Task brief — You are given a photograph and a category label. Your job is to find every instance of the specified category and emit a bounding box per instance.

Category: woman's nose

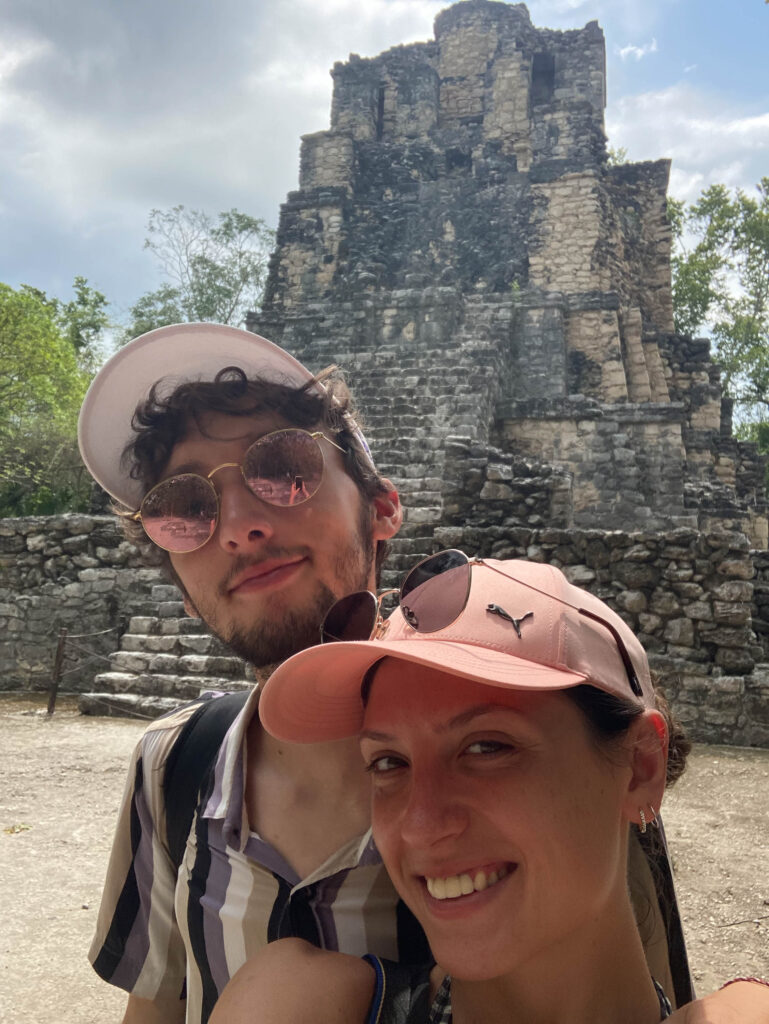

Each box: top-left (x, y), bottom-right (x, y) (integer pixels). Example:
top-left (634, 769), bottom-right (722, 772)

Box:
top-left (398, 772), bottom-right (468, 849)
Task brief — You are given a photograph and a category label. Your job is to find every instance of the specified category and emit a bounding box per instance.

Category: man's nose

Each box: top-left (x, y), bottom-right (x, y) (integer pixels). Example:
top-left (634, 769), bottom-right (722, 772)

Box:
top-left (214, 471), bottom-right (276, 551)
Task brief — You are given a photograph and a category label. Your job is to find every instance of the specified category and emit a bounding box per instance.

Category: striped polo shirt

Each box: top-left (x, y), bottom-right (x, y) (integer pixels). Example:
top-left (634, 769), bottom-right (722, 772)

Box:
top-left (89, 687), bottom-right (427, 1024)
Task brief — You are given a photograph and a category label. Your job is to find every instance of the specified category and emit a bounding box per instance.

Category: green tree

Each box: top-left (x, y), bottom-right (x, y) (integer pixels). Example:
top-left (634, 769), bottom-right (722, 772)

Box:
top-left (670, 179), bottom-right (769, 435)
top-left (123, 206), bottom-right (275, 340)
top-left (606, 145), bottom-right (628, 166)
top-left (0, 283), bottom-right (92, 515)
top-left (20, 275), bottom-right (110, 371)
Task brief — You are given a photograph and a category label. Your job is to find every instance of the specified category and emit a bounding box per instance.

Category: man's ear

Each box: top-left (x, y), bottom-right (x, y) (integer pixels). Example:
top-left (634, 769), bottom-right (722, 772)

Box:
top-left (622, 710), bottom-right (668, 830)
top-left (371, 481), bottom-right (402, 541)
top-left (182, 593), bottom-right (201, 619)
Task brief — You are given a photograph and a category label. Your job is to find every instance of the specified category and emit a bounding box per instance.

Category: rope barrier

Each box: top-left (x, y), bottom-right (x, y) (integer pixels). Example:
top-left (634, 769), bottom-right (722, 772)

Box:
top-left (61, 639), bottom-right (115, 664)
top-left (64, 625), bottom-right (122, 640)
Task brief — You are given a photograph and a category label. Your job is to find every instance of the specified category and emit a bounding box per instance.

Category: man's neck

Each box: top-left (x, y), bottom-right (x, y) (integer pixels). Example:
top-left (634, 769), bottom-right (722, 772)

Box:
top-left (244, 701), bottom-right (371, 880)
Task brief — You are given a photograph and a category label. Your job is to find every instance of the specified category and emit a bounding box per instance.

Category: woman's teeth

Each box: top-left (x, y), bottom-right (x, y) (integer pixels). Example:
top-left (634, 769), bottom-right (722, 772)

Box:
top-left (426, 865), bottom-right (509, 900)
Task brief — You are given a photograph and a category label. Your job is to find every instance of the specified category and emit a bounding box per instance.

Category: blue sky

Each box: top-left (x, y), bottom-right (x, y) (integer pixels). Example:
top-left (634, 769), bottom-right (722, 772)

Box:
top-left (0, 0), bottom-right (766, 327)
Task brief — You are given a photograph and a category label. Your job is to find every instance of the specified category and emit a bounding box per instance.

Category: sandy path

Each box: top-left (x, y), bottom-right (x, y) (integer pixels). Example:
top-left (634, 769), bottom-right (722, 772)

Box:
top-left (1, 695), bottom-right (767, 1022)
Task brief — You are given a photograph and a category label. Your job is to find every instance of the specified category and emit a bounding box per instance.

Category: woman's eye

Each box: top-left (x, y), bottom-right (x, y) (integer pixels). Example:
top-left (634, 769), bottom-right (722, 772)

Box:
top-left (465, 739), bottom-right (512, 756)
top-left (365, 754), bottom-right (406, 774)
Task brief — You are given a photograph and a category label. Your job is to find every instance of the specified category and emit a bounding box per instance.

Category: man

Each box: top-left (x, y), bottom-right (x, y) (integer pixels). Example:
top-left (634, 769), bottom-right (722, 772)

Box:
top-left (80, 323), bottom-right (768, 1024)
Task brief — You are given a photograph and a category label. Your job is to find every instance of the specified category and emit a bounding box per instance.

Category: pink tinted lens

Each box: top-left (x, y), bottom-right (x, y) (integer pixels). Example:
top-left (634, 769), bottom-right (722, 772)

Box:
top-left (399, 550), bottom-right (471, 633)
top-left (243, 430), bottom-right (324, 507)
top-left (321, 591), bottom-right (379, 643)
top-left (141, 475), bottom-right (218, 553)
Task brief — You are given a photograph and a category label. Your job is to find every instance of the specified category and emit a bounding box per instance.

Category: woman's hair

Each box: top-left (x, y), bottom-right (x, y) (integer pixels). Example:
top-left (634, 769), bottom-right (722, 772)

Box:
top-left (117, 365), bottom-right (391, 581)
top-left (565, 681), bottom-right (690, 789)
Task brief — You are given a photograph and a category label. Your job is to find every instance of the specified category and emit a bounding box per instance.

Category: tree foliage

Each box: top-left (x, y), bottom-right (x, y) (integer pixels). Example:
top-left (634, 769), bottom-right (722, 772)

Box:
top-left (19, 276), bottom-right (110, 371)
top-left (670, 179), bottom-right (769, 435)
top-left (0, 283), bottom-right (94, 515)
top-left (123, 206), bottom-right (275, 340)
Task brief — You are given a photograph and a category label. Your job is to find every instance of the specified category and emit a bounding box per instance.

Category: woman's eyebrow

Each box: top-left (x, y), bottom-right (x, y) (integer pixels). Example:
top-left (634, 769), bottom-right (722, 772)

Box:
top-left (360, 703), bottom-right (522, 743)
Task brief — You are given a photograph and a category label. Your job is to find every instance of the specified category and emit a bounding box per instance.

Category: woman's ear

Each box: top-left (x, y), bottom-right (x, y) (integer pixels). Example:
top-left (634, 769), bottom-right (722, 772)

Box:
top-left (621, 710), bottom-right (668, 830)
top-left (371, 481), bottom-right (403, 540)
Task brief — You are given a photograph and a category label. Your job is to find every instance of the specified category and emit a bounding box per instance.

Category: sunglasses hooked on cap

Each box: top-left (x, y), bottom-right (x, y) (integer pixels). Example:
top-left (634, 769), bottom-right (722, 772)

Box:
top-left (259, 553), bottom-right (655, 744)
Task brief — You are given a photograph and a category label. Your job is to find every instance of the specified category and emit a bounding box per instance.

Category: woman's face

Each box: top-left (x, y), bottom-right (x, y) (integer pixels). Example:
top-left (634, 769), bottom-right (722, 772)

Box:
top-left (360, 661), bottom-right (635, 981)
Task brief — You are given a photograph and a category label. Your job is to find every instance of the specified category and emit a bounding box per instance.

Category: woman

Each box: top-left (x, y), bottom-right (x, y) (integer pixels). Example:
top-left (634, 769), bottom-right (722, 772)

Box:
top-left (213, 554), bottom-right (768, 1024)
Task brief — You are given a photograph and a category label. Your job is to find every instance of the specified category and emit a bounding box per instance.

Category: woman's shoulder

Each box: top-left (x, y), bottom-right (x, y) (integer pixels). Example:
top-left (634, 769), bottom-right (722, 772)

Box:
top-left (210, 939), bottom-right (376, 1024)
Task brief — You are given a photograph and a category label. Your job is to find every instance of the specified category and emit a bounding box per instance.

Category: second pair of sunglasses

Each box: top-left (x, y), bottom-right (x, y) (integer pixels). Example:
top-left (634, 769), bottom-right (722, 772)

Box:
top-left (321, 549), bottom-right (643, 698)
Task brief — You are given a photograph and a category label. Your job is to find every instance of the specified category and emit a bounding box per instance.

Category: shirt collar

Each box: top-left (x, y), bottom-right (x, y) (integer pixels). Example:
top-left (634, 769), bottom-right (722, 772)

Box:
top-left (200, 684), bottom-right (261, 850)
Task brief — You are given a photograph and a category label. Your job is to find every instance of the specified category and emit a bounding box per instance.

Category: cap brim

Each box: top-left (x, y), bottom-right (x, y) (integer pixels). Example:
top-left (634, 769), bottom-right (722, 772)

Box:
top-left (78, 323), bottom-right (316, 508)
top-left (259, 637), bottom-right (588, 744)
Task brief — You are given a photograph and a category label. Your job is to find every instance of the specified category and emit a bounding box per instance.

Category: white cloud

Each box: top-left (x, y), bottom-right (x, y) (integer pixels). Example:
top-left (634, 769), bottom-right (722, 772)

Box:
top-left (617, 38), bottom-right (658, 61)
top-left (607, 83), bottom-right (769, 201)
top-left (528, 0), bottom-right (664, 34)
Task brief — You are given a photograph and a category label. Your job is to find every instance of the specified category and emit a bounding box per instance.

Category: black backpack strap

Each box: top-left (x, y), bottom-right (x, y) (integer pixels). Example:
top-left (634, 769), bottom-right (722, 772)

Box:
top-left (638, 822), bottom-right (695, 1007)
top-left (162, 690), bottom-right (250, 870)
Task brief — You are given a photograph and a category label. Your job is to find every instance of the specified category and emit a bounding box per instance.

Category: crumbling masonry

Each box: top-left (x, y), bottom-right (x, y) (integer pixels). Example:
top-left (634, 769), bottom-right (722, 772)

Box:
top-left (248, 1), bottom-right (769, 743)
top-left (2, 1), bottom-right (767, 743)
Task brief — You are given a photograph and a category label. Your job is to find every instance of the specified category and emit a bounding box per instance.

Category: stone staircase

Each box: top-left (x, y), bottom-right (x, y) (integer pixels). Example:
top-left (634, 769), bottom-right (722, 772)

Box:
top-left (78, 584), bottom-right (253, 719)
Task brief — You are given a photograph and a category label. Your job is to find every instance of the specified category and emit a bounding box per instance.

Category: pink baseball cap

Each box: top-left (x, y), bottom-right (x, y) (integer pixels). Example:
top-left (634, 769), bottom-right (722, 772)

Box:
top-left (259, 557), bottom-right (655, 743)
top-left (78, 322), bottom-right (374, 508)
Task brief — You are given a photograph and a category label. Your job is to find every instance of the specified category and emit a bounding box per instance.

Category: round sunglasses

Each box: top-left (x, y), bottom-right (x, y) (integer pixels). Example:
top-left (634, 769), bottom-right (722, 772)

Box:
top-left (125, 428), bottom-right (344, 553)
top-left (321, 549), bottom-right (643, 698)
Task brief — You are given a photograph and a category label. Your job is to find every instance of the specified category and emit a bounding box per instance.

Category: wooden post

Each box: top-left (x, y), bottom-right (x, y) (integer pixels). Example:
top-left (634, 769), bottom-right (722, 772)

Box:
top-left (47, 628), bottom-right (67, 716)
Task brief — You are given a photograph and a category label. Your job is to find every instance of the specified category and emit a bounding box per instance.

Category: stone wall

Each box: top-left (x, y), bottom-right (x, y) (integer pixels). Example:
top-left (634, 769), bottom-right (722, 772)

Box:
top-left (246, 0), bottom-right (768, 747)
top-left (251, 1), bottom-right (767, 546)
top-left (2, 501), bottom-right (765, 745)
top-left (0, 515), bottom-right (162, 692)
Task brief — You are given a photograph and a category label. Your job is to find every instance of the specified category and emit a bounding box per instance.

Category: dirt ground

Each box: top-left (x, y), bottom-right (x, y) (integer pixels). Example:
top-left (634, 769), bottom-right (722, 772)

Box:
top-left (1, 695), bottom-right (768, 1024)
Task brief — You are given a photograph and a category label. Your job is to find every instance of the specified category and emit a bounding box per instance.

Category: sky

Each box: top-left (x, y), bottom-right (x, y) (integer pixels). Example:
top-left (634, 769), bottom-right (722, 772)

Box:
top-left (1, 0), bottom-right (767, 324)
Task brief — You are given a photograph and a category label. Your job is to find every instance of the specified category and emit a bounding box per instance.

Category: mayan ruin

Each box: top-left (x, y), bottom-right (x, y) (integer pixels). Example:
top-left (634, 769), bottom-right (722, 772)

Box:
top-left (2, 0), bottom-right (768, 747)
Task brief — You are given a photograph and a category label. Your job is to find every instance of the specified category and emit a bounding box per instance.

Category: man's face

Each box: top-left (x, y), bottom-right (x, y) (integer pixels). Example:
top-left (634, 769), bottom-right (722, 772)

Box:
top-left (163, 410), bottom-right (399, 667)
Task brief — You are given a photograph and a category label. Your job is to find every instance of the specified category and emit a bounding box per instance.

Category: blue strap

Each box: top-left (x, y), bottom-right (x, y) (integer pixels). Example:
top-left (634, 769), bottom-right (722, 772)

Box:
top-left (363, 955), bottom-right (386, 1024)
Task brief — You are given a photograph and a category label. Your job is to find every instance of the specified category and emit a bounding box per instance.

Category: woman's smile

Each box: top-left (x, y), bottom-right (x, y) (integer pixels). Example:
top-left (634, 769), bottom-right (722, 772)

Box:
top-left (424, 862), bottom-right (514, 901)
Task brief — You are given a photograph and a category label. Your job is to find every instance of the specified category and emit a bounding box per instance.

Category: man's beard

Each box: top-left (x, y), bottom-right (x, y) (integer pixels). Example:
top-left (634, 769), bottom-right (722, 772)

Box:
top-left (218, 577), bottom-right (339, 667)
top-left (192, 503), bottom-right (375, 668)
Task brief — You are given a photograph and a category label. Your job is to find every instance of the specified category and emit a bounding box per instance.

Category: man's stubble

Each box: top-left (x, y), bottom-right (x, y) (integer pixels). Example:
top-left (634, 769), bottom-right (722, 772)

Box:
top-left (177, 499), bottom-right (375, 668)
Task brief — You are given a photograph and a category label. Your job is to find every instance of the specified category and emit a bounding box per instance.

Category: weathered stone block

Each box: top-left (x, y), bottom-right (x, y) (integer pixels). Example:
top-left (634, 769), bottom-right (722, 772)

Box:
top-left (562, 565), bottom-right (595, 585)
top-left (713, 580), bottom-right (753, 602)
top-left (715, 647), bottom-right (754, 673)
top-left (664, 617), bottom-right (694, 646)
top-left (716, 558), bottom-right (754, 580)
top-left (683, 601), bottom-right (712, 622)
top-left (616, 589), bottom-right (647, 613)
top-left (638, 612), bottom-right (662, 634)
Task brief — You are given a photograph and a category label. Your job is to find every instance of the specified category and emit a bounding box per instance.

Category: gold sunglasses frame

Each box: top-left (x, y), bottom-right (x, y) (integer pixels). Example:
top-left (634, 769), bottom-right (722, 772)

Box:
top-left (121, 429), bottom-right (344, 554)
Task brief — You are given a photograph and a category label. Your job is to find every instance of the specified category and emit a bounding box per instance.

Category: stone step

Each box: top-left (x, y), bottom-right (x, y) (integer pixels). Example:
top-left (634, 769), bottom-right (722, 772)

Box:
top-left (120, 632), bottom-right (227, 656)
top-left (79, 692), bottom-right (186, 719)
top-left (127, 615), bottom-right (207, 636)
top-left (109, 650), bottom-right (248, 677)
top-left (92, 670), bottom-right (253, 700)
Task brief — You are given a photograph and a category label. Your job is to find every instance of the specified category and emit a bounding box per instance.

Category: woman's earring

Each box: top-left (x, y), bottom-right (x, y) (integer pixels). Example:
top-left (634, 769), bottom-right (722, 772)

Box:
top-left (639, 808), bottom-right (647, 834)
top-left (649, 806), bottom-right (660, 829)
